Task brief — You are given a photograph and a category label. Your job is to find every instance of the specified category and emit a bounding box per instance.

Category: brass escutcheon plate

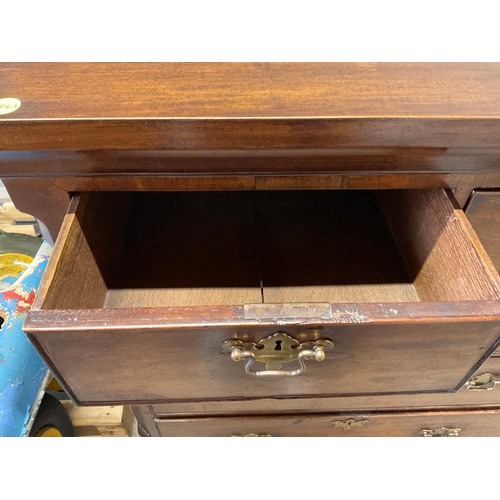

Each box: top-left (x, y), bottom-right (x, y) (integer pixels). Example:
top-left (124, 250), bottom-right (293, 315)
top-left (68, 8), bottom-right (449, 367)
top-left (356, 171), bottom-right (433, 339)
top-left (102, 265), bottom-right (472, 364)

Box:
top-left (222, 332), bottom-right (334, 376)
top-left (331, 418), bottom-right (368, 430)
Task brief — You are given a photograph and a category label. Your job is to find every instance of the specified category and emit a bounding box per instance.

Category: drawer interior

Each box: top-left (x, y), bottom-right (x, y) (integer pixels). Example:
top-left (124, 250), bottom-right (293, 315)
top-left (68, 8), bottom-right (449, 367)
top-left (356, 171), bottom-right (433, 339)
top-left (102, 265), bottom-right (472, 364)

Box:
top-left (40, 189), bottom-right (500, 311)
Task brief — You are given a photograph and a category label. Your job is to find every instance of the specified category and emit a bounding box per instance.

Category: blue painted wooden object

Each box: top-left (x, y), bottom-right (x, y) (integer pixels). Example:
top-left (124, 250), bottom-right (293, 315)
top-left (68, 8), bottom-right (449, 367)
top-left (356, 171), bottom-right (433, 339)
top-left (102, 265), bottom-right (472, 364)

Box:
top-left (0, 242), bottom-right (51, 437)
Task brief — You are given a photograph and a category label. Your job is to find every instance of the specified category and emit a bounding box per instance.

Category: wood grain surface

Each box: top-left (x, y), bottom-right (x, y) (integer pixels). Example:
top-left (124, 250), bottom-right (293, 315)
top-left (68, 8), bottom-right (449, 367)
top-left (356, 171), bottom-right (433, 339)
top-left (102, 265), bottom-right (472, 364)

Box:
top-left (2, 63), bottom-right (500, 119)
top-left (379, 189), bottom-right (500, 302)
top-left (2, 64), bottom-right (500, 243)
top-left (2, 149), bottom-right (500, 177)
top-left (153, 409), bottom-right (500, 437)
top-left (150, 353), bottom-right (500, 416)
top-left (25, 321), bottom-right (500, 405)
top-left (466, 190), bottom-right (500, 271)
top-left (6, 63), bottom-right (500, 435)
top-left (3, 172), bottom-right (500, 243)
top-left (36, 193), bottom-right (132, 310)
top-left (1, 63), bottom-right (500, 154)
top-left (1, 178), bottom-right (70, 240)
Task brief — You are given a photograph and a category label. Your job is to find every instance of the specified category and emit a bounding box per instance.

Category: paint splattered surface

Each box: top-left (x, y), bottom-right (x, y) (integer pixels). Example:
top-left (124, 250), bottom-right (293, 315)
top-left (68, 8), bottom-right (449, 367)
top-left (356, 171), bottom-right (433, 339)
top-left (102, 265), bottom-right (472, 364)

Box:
top-left (0, 242), bottom-right (51, 436)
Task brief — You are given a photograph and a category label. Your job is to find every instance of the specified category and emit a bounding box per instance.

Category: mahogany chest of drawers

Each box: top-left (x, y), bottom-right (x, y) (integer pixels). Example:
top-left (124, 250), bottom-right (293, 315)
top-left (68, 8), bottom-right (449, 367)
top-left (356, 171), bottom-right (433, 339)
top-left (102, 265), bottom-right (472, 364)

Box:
top-left (2, 63), bottom-right (500, 436)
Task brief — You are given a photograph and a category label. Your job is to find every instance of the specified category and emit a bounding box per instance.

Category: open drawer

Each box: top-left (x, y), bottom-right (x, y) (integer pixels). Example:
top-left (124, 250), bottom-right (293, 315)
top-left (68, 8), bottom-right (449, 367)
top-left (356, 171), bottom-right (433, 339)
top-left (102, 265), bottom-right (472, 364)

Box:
top-left (24, 189), bottom-right (500, 405)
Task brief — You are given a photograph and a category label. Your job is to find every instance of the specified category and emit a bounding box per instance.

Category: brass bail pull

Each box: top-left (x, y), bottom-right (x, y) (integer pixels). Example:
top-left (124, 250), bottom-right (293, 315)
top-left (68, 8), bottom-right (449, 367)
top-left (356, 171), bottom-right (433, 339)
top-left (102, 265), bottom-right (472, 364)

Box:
top-left (222, 332), bottom-right (333, 377)
top-left (420, 427), bottom-right (461, 437)
top-left (465, 372), bottom-right (500, 391)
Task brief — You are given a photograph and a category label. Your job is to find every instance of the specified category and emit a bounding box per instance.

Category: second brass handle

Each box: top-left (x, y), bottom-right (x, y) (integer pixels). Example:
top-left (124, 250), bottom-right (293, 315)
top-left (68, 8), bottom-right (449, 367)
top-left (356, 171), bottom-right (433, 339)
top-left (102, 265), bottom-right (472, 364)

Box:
top-left (465, 372), bottom-right (500, 391)
top-left (420, 427), bottom-right (461, 437)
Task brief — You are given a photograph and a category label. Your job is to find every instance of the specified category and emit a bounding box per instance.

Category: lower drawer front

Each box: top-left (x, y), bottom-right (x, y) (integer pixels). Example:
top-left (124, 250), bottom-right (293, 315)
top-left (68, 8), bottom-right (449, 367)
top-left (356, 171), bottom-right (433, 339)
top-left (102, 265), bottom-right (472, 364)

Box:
top-left (149, 354), bottom-right (500, 417)
top-left (154, 410), bottom-right (500, 437)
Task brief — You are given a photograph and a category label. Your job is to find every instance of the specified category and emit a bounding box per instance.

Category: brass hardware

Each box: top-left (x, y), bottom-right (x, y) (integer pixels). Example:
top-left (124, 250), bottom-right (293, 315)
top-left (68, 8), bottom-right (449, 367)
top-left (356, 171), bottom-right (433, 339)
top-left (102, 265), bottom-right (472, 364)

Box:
top-left (244, 303), bottom-right (333, 320)
top-left (222, 332), bottom-right (334, 377)
top-left (465, 372), bottom-right (500, 391)
top-left (231, 433), bottom-right (272, 437)
top-left (331, 418), bottom-right (368, 430)
top-left (420, 427), bottom-right (461, 437)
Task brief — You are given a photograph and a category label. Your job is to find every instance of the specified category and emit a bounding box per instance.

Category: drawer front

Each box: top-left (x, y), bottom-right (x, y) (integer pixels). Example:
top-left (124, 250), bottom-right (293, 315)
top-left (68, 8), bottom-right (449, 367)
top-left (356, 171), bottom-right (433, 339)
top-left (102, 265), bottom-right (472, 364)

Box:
top-left (25, 189), bottom-right (500, 405)
top-left (28, 320), bottom-right (500, 405)
top-left (151, 353), bottom-right (500, 416)
top-left (154, 409), bottom-right (500, 437)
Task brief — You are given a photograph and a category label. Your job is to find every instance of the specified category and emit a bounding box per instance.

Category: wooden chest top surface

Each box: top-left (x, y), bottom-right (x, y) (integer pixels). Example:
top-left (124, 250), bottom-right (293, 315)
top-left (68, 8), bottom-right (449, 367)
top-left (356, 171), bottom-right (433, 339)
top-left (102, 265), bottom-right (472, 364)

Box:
top-left (1, 63), bottom-right (500, 155)
top-left (1, 63), bottom-right (500, 120)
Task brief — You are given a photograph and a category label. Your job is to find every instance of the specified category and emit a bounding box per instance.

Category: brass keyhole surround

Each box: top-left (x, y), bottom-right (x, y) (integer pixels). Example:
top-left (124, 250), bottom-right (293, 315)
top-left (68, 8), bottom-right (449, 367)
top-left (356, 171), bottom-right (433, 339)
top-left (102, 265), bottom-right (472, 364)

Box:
top-left (222, 332), bottom-right (334, 377)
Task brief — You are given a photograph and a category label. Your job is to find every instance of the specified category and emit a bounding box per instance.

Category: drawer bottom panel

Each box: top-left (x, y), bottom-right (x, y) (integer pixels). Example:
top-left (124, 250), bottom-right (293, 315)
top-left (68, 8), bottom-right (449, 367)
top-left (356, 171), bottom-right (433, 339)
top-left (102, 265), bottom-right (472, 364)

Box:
top-left (153, 409), bottom-right (500, 437)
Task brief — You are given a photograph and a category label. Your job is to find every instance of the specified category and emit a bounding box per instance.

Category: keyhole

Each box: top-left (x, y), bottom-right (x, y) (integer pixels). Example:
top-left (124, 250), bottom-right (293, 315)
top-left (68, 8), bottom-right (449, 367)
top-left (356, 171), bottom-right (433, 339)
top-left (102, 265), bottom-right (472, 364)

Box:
top-left (274, 340), bottom-right (283, 351)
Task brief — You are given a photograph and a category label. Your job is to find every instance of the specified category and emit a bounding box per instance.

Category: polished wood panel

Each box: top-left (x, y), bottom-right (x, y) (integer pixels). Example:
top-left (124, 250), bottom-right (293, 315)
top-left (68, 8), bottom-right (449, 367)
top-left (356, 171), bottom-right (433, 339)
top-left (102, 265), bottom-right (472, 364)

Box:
top-left (3, 149), bottom-right (500, 177)
top-left (52, 173), bottom-right (256, 191)
top-left (151, 353), bottom-right (500, 416)
top-left (1, 64), bottom-right (500, 160)
top-left (25, 320), bottom-right (500, 405)
top-left (3, 64), bottom-right (500, 242)
top-left (2, 63), bottom-right (500, 120)
top-left (47, 172), bottom-right (500, 198)
top-left (3, 173), bottom-right (499, 243)
top-left (154, 409), bottom-right (500, 437)
top-left (1, 178), bottom-right (70, 240)
top-left (2, 120), bottom-right (500, 151)
top-left (27, 300), bottom-right (500, 330)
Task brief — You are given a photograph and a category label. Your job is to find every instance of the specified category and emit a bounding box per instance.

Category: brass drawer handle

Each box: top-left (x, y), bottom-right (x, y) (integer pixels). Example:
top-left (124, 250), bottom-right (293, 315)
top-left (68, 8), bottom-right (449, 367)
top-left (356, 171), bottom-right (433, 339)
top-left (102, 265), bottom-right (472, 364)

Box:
top-left (465, 372), bottom-right (500, 391)
top-left (222, 332), bottom-right (333, 377)
top-left (420, 427), bottom-right (461, 437)
top-left (231, 433), bottom-right (272, 437)
top-left (331, 418), bottom-right (368, 430)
